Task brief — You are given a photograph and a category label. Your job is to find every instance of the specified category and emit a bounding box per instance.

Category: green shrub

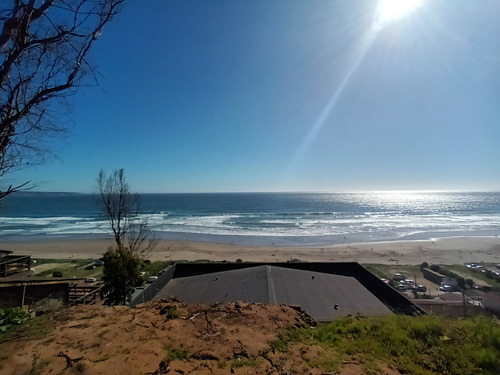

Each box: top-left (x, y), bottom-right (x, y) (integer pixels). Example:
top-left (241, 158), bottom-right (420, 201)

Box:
top-left (164, 345), bottom-right (189, 362)
top-left (159, 306), bottom-right (179, 320)
top-left (0, 307), bottom-right (30, 333)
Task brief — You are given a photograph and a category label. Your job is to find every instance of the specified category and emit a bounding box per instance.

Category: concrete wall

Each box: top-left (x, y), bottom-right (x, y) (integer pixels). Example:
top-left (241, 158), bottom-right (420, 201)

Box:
top-left (129, 265), bottom-right (176, 307)
top-left (422, 268), bottom-right (445, 285)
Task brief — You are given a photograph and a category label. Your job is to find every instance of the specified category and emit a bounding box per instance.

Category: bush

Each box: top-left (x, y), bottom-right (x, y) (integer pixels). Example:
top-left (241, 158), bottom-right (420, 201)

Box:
top-left (101, 246), bottom-right (142, 305)
top-left (420, 262), bottom-right (429, 271)
top-left (164, 345), bottom-right (189, 362)
top-left (0, 307), bottom-right (30, 332)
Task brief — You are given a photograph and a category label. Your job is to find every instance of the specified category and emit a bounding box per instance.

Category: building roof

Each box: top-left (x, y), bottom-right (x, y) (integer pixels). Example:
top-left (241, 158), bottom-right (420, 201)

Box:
top-left (131, 262), bottom-right (423, 321)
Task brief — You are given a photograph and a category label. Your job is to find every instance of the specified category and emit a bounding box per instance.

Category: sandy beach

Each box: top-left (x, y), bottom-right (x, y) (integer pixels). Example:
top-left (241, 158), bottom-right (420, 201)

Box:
top-left (1, 236), bottom-right (500, 265)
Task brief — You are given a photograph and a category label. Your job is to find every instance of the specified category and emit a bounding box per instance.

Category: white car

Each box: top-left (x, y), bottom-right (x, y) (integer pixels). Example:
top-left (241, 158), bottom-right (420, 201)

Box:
top-left (146, 276), bottom-right (158, 283)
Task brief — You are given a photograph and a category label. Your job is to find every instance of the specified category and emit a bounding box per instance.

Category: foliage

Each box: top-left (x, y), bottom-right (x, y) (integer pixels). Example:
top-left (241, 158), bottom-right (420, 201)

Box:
top-left (164, 345), bottom-right (189, 362)
top-left (270, 314), bottom-right (500, 375)
top-left (430, 264), bottom-right (468, 289)
top-left (456, 276), bottom-right (466, 289)
top-left (100, 246), bottom-right (142, 305)
top-left (420, 261), bottom-right (429, 271)
top-left (159, 306), bottom-right (179, 321)
top-left (0, 0), bottom-right (125, 200)
top-left (0, 313), bottom-right (50, 346)
top-left (0, 307), bottom-right (29, 333)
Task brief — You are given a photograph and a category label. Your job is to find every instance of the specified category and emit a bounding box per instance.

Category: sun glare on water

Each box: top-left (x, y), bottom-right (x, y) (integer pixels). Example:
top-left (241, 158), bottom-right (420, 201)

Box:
top-left (376, 0), bottom-right (424, 26)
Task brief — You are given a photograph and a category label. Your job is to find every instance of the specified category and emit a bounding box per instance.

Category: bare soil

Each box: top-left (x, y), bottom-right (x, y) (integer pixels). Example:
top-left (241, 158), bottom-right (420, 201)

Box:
top-left (0, 301), bottom-right (403, 375)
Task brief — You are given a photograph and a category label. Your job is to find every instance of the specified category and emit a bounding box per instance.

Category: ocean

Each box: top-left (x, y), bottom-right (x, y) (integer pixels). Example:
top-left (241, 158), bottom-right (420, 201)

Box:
top-left (0, 191), bottom-right (499, 246)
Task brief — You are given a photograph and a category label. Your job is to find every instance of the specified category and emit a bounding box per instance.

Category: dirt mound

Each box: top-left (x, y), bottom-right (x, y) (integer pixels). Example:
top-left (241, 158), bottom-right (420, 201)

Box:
top-left (0, 301), bottom-right (302, 374)
top-left (1, 301), bottom-right (399, 374)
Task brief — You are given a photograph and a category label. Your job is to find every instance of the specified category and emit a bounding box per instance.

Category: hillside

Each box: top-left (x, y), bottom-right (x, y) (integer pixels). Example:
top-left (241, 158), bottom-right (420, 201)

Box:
top-left (1, 301), bottom-right (499, 375)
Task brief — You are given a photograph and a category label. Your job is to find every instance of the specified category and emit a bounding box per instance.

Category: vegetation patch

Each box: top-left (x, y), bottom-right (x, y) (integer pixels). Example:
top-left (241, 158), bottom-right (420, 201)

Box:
top-left (0, 307), bottom-right (30, 333)
top-left (270, 314), bottom-right (500, 375)
top-left (164, 344), bottom-right (189, 363)
top-left (231, 355), bottom-right (260, 369)
top-left (1, 311), bottom-right (51, 348)
top-left (159, 306), bottom-right (179, 320)
top-left (34, 259), bottom-right (102, 279)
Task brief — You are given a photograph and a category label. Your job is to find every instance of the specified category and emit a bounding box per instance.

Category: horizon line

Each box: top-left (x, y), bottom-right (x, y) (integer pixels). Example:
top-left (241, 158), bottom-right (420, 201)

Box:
top-left (12, 189), bottom-right (500, 195)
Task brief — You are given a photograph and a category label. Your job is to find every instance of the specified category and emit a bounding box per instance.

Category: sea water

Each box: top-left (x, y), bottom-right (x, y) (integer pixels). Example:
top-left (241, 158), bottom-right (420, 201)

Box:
top-left (0, 191), bottom-right (499, 246)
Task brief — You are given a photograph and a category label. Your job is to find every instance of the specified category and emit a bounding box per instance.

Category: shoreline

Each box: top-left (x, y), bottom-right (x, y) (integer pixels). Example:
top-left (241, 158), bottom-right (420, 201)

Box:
top-left (1, 236), bottom-right (500, 265)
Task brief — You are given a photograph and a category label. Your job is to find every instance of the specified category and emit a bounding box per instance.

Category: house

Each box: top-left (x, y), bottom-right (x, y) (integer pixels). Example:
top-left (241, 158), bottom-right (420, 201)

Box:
top-left (130, 262), bottom-right (424, 321)
top-left (0, 250), bottom-right (31, 278)
top-left (0, 251), bottom-right (96, 309)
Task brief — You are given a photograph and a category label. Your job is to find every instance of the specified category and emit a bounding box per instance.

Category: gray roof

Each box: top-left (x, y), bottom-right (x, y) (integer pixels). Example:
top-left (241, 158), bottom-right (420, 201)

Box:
top-left (152, 264), bottom-right (392, 321)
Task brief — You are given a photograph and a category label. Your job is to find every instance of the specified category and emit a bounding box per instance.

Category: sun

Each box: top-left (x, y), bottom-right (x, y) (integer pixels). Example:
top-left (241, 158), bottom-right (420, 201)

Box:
top-left (377, 0), bottom-right (424, 24)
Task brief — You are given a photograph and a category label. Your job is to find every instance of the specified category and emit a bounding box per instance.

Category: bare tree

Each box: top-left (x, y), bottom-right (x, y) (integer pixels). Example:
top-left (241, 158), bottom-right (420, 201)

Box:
top-left (97, 168), bottom-right (158, 258)
top-left (0, 0), bottom-right (126, 200)
top-left (97, 168), bottom-right (158, 305)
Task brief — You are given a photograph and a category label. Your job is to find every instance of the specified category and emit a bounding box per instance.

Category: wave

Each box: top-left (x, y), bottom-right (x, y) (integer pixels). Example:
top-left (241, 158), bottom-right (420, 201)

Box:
top-left (1, 192), bottom-right (500, 243)
top-left (2, 212), bottom-right (500, 239)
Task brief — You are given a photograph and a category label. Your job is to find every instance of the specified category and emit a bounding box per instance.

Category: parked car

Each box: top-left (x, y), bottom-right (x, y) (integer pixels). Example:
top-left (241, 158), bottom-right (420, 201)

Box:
top-left (94, 260), bottom-right (104, 266)
top-left (52, 271), bottom-right (63, 277)
top-left (440, 284), bottom-right (454, 292)
top-left (393, 273), bottom-right (406, 281)
top-left (416, 285), bottom-right (427, 292)
top-left (85, 277), bottom-right (97, 283)
top-left (146, 276), bottom-right (158, 283)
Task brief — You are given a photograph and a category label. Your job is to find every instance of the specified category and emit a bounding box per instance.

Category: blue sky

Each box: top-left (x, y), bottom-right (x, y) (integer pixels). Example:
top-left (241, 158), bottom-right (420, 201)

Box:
top-left (8, 0), bottom-right (500, 193)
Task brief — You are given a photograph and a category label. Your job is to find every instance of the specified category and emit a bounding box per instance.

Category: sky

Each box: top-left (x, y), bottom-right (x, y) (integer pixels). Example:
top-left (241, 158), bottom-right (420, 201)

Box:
top-left (7, 0), bottom-right (500, 193)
